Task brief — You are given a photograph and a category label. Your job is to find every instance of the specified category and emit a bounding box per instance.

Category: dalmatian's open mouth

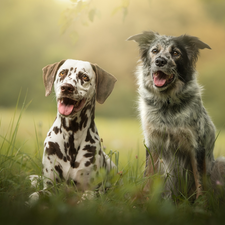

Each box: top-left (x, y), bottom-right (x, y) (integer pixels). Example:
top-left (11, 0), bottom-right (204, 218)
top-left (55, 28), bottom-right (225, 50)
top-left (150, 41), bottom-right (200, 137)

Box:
top-left (57, 97), bottom-right (86, 116)
top-left (153, 71), bottom-right (174, 88)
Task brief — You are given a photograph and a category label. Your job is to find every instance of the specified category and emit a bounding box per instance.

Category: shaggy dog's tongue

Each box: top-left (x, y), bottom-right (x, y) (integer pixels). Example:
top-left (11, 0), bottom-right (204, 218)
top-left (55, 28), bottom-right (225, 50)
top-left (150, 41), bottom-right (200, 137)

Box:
top-left (153, 71), bottom-right (167, 87)
top-left (58, 98), bottom-right (74, 116)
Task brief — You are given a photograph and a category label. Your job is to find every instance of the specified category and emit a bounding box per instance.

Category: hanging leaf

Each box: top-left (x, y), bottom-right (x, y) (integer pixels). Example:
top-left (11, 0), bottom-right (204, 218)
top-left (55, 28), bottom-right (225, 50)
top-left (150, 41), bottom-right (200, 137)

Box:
top-left (122, 6), bottom-right (128, 21)
top-left (111, 6), bottom-right (123, 16)
top-left (59, 9), bottom-right (73, 34)
top-left (60, 0), bottom-right (131, 44)
top-left (70, 0), bottom-right (79, 3)
top-left (111, 0), bottom-right (130, 20)
top-left (122, 0), bottom-right (130, 8)
top-left (88, 8), bottom-right (96, 22)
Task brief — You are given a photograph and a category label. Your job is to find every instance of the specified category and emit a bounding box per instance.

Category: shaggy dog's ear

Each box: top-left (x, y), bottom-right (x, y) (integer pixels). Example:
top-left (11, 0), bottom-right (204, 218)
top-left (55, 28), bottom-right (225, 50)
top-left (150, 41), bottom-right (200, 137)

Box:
top-left (127, 31), bottom-right (157, 60)
top-left (175, 35), bottom-right (211, 64)
top-left (127, 31), bottom-right (157, 46)
top-left (42, 60), bottom-right (66, 96)
top-left (91, 64), bottom-right (117, 104)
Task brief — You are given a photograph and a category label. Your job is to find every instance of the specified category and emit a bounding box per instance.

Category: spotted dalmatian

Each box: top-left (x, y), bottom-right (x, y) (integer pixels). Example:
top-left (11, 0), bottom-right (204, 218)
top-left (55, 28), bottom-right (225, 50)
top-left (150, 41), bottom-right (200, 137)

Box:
top-left (30, 59), bottom-right (117, 201)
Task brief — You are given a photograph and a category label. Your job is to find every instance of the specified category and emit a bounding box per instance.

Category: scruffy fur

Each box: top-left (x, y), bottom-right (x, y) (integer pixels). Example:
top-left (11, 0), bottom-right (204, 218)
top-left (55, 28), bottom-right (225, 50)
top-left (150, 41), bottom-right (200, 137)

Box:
top-left (128, 31), bottom-right (217, 199)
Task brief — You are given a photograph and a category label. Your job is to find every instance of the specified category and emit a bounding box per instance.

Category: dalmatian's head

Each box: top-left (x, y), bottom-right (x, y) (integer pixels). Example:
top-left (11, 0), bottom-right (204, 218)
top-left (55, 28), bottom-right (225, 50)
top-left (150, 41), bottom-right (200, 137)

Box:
top-left (42, 59), bottom-right (117, 117)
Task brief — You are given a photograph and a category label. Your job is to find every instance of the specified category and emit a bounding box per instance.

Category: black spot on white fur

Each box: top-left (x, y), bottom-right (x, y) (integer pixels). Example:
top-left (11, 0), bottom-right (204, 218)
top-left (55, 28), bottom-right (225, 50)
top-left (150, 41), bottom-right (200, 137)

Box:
top-left (46, 142), bottom-right (63, 160)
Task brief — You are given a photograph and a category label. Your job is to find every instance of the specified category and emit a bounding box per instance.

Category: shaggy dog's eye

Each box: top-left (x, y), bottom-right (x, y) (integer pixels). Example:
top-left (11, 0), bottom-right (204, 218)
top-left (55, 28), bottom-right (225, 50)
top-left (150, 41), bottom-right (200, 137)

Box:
top-left (172, 51), bottom-right (180, 57)
top-left (152, 48), bottom-right (159, 54)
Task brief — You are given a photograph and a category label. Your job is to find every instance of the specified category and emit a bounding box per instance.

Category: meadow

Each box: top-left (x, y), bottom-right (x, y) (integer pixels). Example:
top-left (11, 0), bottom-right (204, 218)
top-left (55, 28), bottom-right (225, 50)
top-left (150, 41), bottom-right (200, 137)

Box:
top-left (1, 106), bottom-right (225, 225)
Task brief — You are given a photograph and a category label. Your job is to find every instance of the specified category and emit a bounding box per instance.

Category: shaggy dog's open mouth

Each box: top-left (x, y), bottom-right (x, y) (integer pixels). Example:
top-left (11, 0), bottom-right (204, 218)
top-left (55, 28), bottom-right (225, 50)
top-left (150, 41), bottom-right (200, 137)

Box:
top-left (153, 71), bottom-right (174, 88)
top-left (57, 97), bottom-right (86, 116)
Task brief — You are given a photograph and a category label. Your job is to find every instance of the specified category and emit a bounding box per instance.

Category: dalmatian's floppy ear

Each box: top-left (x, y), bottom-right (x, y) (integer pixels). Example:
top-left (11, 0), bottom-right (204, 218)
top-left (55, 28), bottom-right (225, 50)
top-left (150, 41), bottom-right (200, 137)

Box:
top-left (42, 60), bottom-right (66, 96)
top-left (91, 64), bottom-right (117, 104)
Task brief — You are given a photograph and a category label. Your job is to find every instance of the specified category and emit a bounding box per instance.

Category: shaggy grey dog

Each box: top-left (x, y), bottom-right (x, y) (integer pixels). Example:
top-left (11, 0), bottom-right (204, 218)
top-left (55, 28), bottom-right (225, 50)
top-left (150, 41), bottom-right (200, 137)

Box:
top-left (127, 31), bottom-right (223, 199)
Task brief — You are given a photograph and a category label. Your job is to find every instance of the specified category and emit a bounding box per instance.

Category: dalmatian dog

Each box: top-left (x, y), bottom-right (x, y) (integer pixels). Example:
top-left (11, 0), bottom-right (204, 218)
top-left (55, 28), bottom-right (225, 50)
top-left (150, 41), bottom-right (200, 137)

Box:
top-left (29, 59), bottom-right (117, 202)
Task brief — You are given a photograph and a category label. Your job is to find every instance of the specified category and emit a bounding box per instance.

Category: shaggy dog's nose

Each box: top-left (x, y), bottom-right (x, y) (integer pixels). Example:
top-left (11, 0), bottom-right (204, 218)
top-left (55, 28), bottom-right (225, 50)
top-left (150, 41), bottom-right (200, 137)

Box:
top-left (155, 57), bottom-right (167, 67)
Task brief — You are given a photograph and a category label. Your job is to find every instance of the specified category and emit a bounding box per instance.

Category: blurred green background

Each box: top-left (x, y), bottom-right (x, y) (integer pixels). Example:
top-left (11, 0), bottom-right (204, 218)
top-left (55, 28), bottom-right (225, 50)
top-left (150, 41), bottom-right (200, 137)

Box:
top-left (1, 0), bottom-right (225, 126)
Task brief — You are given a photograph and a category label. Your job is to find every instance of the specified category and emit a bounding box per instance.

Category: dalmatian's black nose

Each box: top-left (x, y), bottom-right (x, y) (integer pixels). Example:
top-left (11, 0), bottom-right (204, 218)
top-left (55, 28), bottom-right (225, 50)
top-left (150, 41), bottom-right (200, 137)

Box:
top-left (155, 57), bottom-right (167, 67)
top-left (61, 83), bottom-right (75, 93)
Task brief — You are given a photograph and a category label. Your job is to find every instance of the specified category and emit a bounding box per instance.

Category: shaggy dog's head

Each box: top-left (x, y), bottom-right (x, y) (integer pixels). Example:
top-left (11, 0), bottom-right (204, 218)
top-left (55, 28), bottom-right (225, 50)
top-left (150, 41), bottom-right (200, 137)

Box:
top-left (127, 31), bottom-right (210, 95)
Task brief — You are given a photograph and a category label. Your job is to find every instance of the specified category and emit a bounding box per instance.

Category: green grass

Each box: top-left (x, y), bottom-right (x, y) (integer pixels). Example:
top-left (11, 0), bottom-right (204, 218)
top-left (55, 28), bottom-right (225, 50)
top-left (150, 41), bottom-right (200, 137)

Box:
top-left (1, 107), bottom-right (225, 225)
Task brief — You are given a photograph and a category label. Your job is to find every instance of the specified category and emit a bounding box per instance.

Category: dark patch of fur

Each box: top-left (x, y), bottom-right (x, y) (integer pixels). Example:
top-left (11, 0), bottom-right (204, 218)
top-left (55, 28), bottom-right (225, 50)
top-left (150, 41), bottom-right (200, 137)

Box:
top-left (53, 126), bottom-right (61, 135)
top-left (85, 128), bottom-right (96, 144)
top-left (45, 142), bottom-right (63, 160)
top-left (55, 164), bottom-right (64, 180)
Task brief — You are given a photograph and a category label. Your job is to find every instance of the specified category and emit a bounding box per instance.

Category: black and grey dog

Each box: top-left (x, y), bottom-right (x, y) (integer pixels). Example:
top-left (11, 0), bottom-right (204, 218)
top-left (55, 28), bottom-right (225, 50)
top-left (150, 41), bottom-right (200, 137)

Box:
top-left (128, 31), bottom-right (224, 199)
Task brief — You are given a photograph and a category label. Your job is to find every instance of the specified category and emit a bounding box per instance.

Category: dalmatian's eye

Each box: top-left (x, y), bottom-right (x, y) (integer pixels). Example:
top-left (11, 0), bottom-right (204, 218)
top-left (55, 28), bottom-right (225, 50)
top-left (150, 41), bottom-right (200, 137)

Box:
top-left (59, 70), bottom-right (66, 76)
top-left (82, 74), bottom-right (90, 82)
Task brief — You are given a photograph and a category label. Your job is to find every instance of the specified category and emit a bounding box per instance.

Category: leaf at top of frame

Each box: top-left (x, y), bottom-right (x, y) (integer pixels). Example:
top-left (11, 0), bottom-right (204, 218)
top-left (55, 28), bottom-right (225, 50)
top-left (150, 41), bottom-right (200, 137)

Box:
top-left (88, 8), bottom-right (96, 22)
top-left (70, 0), bottom-right (79, 3)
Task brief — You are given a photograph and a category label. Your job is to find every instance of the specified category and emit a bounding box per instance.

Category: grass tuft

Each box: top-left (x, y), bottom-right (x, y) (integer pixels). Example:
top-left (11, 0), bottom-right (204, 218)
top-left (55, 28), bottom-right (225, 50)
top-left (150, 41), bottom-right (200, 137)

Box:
top-left (1, 105), bottom-right (225, 224)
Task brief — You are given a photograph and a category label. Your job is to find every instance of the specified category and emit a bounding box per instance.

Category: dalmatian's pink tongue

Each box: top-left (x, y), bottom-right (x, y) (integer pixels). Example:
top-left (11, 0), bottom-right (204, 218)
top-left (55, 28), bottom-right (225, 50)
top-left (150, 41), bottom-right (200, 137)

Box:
top-left (58, 99), bottom-right (74, 116)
